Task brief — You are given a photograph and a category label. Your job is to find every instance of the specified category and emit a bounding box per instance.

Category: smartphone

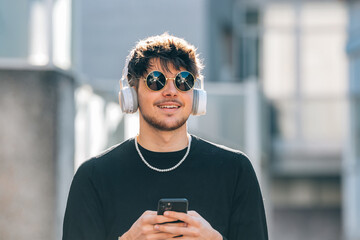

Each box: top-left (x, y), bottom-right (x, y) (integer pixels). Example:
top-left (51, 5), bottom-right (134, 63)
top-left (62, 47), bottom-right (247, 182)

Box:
top-left (157, 198), bottom-right (188, 215)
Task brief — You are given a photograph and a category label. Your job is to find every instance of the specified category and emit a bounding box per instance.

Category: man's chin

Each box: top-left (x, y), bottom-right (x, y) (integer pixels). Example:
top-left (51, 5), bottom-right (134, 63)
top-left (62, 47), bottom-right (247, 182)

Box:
top-left (143, 116), bottom-right (188, 132)
top-left (151, 122), bottom-right (186, 132)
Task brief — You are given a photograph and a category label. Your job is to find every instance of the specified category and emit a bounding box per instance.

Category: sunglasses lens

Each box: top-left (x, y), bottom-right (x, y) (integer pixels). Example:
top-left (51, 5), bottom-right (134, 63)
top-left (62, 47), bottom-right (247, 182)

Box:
top-left (175, 71), bottom-right (195, 91)
top-left (146, 71), bottom-right (166, 91)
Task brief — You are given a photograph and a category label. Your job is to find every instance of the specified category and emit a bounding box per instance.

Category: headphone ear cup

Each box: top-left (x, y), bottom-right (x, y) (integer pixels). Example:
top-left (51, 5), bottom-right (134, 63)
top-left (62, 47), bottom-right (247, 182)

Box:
top-left (119, 87), bottom-right (138, 113)
top-left (192, 89), bottom-right (207, 116)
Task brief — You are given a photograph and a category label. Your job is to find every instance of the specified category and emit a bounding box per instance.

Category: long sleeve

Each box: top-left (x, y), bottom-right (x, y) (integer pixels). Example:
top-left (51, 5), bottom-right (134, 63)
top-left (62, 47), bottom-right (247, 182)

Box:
top-left (227, 157), bottom-right (268, 240)
top-left (62, 160), bottom-right (106, 240)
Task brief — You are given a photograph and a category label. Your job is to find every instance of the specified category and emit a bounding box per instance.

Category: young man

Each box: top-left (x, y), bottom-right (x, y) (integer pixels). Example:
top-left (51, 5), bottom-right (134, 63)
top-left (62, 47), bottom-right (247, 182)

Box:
top-left (62, 33), bottom-right (268, 240)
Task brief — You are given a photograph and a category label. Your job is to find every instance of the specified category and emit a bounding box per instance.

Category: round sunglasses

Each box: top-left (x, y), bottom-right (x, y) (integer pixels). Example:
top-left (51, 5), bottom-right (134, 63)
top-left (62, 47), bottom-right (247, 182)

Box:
top-left (143, 70), bottom-right (196, 92)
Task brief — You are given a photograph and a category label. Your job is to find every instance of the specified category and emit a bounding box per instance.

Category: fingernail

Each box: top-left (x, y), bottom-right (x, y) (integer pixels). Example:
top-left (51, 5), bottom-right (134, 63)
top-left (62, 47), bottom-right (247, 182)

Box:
top-left (154, 225), bottom-right (159, 230)
top-left (164, 211), bottom-right (169, 216)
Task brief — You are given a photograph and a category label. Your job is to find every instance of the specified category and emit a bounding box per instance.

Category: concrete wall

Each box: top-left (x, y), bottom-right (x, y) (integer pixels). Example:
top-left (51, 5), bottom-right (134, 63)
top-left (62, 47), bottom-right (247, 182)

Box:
top-left (0, 68), bottom-right (75, 240)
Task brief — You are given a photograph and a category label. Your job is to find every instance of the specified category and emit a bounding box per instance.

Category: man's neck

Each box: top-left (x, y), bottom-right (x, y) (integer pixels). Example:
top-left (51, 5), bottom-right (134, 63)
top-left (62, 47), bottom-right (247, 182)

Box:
top-left (137, 126), bottom-right (189, 152)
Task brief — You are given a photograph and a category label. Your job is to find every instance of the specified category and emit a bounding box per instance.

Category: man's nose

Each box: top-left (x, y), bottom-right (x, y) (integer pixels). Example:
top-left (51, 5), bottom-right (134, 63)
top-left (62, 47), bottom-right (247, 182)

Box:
top-left (162, 78), bottom-right (178, 96)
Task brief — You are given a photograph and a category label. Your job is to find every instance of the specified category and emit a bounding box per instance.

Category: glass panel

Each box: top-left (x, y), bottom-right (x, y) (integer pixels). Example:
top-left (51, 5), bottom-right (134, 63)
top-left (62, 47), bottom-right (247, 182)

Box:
top-left (301, 2), bottom-right (347, 28)
top-left (301, 2), bottom-right (348, 97)
top-left (301, 32), bottom-right (348, 96)
top-left (263, 3), bottom-right (295, 28)
top-left (246, 8), bottom-right (259, 25)
top-left (301, 98), bottom-right (345, 141)
top-left (263, 31), bottom-right (296, 98)
top-left (263, 3), bottom-right (296, 99)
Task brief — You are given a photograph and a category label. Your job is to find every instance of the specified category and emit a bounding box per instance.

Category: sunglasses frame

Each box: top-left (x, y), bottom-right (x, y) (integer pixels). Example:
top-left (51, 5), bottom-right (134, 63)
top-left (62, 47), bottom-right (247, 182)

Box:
top-left (143, 70), bottom-right (197, 92)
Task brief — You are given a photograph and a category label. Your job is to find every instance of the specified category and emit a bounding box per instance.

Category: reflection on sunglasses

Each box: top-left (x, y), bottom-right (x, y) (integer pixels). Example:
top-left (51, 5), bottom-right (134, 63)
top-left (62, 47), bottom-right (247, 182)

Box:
top-left (144, 71), bottom-right (195, 92)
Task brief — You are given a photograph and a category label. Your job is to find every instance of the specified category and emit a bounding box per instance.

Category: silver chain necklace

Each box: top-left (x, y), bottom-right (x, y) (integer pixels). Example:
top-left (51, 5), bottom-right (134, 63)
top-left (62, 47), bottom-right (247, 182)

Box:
top-left (134, 135), bottom-right (192, 172)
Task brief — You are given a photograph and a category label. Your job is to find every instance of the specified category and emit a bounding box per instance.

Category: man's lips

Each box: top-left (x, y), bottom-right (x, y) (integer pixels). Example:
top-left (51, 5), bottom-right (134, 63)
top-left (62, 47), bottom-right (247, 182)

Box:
top-left (158, 105), bottom-right (180, 109)
top-left (155, 100), bottom-right (182, 110)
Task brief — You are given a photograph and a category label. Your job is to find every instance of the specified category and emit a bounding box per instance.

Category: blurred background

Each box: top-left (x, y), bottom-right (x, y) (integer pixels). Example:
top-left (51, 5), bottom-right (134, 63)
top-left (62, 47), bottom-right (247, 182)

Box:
top-left (0, 0), bottom-right (359, 239)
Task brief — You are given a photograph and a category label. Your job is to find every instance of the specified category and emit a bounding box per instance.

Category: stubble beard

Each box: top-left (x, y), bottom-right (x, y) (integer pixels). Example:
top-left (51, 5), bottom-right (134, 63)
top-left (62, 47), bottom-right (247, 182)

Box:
top-left (139, 105), bottom-right (189, 131)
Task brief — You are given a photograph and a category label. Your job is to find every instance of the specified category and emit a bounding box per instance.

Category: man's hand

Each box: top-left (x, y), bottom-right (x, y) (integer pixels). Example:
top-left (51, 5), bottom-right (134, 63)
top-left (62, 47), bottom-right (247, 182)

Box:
top-left (119, 210), bottom-right (186, 240)
top-left (153, 211), bottom-right (223, 240)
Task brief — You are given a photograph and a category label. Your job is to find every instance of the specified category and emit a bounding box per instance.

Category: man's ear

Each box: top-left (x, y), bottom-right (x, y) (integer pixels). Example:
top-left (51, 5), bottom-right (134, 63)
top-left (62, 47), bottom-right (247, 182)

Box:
top-left (131, 85), bottom-right (137, 92)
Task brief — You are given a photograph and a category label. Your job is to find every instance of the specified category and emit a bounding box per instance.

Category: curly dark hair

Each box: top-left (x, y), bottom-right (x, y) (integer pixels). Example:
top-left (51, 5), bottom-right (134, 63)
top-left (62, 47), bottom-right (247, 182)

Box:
top-left (125, 33), bottom-right (203, 88)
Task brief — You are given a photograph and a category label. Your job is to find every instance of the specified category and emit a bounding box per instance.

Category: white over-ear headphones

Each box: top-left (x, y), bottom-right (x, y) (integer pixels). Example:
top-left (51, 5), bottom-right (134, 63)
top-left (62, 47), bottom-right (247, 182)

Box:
top-left (118, 53), bottom-right (207, 116)
top-left (191, 78), bottom-right (207, 116)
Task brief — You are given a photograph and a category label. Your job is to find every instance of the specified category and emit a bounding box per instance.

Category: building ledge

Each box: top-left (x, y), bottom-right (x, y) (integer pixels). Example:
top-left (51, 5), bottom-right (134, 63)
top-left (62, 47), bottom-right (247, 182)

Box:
top-left (271, 139), bottom-right (342, 177)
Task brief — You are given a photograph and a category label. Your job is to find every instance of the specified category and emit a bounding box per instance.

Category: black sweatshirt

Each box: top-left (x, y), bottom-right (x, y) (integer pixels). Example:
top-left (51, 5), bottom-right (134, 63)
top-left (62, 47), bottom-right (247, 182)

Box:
top-left (62, 135), bottom-right (268, 240)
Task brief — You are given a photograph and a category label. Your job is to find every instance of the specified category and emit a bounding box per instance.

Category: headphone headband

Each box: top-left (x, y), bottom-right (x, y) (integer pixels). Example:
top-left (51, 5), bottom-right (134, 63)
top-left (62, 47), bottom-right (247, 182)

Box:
top-left (120, 50), bottom-right (134, 90)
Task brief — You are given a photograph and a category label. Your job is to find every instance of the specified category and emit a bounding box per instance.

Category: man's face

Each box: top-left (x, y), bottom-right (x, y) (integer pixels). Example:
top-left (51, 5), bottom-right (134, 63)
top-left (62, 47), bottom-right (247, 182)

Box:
top-left (137, 58), bottom-right (193, 132)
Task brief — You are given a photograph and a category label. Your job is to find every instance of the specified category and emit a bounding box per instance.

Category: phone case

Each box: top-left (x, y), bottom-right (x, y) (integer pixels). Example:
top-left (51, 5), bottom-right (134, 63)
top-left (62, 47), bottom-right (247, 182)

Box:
top-left (157, 198), bottom-right (188, 215)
